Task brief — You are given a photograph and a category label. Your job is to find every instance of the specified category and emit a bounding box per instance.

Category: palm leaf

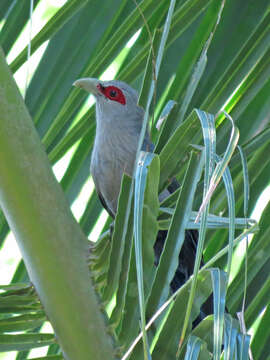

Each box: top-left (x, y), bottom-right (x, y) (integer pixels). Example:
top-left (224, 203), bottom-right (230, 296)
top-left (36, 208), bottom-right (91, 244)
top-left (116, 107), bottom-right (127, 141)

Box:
top-left (0, 0), bottom-right (269, 359)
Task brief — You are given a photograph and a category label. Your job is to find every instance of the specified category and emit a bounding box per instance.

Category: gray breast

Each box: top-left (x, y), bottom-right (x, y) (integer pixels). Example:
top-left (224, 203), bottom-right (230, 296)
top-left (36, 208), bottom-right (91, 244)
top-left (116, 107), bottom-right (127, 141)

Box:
top-left (91, 125), bottom-right (139, 215)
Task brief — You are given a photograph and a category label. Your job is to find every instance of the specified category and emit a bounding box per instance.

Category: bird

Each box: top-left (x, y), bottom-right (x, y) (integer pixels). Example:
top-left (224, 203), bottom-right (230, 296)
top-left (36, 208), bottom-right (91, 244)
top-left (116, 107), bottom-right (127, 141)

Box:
top-left (73, 78), bottom-right (208, 300)
top-left (73, 78), bottom-right (151, 217)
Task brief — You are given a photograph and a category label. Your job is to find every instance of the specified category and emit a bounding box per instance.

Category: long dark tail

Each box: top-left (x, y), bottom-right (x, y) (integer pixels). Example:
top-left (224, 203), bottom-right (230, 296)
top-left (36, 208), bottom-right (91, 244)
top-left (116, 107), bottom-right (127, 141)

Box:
top-left (154, 228), bottom-right (213, 326)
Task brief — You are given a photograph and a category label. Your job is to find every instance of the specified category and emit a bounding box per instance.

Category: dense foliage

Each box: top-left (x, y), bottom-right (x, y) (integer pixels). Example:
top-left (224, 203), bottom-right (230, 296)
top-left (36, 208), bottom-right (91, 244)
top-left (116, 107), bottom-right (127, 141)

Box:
top-left (0, 0), bottom-right (270, 359)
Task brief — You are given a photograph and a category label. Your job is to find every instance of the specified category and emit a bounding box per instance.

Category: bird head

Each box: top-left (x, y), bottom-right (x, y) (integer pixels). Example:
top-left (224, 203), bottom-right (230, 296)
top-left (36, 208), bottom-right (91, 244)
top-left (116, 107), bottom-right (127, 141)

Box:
top-left (73, 78), bottom-right (143, 124)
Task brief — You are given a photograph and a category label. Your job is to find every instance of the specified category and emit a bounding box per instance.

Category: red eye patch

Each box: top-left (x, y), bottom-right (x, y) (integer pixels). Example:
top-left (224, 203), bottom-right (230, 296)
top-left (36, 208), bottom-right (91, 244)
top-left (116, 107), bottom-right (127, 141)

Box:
top-left (97, 84), bottom-right (126, 105)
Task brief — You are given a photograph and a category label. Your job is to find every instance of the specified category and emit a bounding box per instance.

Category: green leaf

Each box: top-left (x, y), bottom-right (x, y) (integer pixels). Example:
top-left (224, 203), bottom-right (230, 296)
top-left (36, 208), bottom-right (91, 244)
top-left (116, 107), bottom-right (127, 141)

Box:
top-left (227, 200), bottom-right (270, 314)
top-left (223, 314), bottom-right (238, 360)
top-left (235, 333), bottom-right (250, 360)
top-left (134, 152), bottom-right (159, 297)
top-left (134, 152), bottom-right (160, 359)
top-left (102, 175), bottom-right (133, 303)
top-left (157, 110), bottom-right (201, 190)
top-left (152, 270), bottom-right (213, 360)
top-left (191, 316), bottom-right (214, 354)
top-left (164, 0), bottom-right (225, 129)
top-left (210, 268), bottom-right (227, 360)
top-left (10, 0), bottom-right (89, 72)
top-left (0, 333), bottom-right (55, 352)
top-left (27, 356), bottom-right (63, 360)
top-left (147, 150), bottom-right (204, 316)
top-left (183, 335), bottom-right (205, 360)
top-left (0, 47), bottom-right (115, 360)
top-left (251, 304), bottom-right (270, 360)
top-left (0, 313), bottom-right (46, 332)
top-left (0, 0), bottom-right (40, 55)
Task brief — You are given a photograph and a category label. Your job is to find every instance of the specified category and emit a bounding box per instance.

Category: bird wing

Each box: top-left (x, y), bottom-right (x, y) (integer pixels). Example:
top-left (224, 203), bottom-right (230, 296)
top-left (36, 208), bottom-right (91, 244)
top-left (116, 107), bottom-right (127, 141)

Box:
top-left (96, 188), bottom-right (115, 218)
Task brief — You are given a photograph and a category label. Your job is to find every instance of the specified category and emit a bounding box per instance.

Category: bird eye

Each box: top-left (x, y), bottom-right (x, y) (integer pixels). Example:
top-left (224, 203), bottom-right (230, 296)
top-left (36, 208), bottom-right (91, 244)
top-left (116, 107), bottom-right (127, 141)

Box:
top-left (109, 90), bottom-right (117, 97)
top-left (103, 85), bottom-right (126, 105)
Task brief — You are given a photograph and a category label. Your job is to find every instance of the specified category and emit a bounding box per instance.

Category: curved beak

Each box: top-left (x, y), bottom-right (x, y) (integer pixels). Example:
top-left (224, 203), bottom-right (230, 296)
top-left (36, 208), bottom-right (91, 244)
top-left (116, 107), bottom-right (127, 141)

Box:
top-left (73, 78), bottom-right (100, 95)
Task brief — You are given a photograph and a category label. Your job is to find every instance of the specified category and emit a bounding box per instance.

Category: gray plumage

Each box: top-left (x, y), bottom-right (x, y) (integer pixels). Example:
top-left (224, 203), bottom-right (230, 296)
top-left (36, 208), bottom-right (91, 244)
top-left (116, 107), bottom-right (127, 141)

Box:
top-left (74, 78), bottom-right (151, 216)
